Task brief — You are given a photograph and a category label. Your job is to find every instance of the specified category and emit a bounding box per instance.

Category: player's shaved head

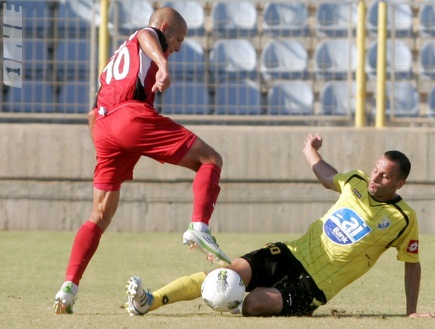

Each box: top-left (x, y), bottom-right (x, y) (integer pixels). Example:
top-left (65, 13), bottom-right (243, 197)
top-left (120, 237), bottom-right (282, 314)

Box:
top-left (148, 7), bottom-right (187, 33)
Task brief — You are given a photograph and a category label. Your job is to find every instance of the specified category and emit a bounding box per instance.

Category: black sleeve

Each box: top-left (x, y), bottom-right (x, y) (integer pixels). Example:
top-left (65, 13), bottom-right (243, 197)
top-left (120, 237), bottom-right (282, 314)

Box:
top-left (148, 27), bottom-right (168, 52)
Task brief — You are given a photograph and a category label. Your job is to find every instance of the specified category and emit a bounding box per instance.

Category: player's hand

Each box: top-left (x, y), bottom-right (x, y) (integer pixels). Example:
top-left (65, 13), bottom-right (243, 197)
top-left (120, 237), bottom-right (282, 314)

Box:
top-left (152, 67), bottom-right (170, 93)
top-left (304, 133), bottom-right (323, 151)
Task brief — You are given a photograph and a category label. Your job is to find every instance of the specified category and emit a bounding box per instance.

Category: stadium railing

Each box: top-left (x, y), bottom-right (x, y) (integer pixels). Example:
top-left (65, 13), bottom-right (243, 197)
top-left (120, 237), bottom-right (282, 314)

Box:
top-left (1, 0), bottom-right (434, 126)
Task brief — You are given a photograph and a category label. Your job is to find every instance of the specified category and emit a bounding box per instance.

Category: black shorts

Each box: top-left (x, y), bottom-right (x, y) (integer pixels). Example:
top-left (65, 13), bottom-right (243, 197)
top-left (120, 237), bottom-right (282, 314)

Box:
top-left (240, 242), bottom-right (326, 316)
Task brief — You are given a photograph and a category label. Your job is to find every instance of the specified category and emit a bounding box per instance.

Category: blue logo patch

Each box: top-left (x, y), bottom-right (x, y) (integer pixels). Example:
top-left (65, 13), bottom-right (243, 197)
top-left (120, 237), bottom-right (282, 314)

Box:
top-left (324, 208), bottom-right (371, 245)
top-left (377, 218), bottom-right (391, 230)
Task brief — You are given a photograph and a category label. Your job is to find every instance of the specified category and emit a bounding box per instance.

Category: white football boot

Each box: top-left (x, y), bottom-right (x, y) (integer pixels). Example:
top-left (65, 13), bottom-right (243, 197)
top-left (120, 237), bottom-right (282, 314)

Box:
top-left (53, 281), bottom-right (78, 314)
top-left (125, 276), bottom-right (154, 316)
top-left (183, 223), bottom-right (231, 266)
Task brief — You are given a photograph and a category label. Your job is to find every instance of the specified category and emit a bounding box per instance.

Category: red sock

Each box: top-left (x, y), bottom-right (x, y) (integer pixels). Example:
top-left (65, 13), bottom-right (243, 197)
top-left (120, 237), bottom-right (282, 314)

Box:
top-left (65, 221), bottom-right (103, 286)
top-left (192, 163), bottom-right (221, 225)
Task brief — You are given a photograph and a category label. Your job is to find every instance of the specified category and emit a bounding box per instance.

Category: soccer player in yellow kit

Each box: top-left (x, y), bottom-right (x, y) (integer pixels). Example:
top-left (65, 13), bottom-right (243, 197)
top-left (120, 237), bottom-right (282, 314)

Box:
top-left (124, 133), bottom-right (421, 317)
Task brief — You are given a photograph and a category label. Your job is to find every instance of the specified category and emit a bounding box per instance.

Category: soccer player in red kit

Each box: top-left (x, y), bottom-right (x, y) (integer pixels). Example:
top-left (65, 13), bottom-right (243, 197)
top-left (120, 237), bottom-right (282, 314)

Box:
top-left (53, 7), bottom-right (230, 314)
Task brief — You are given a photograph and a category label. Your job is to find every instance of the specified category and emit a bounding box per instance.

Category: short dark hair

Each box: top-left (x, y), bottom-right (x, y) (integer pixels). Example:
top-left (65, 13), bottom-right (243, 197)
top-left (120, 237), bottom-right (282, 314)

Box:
top-left (384, 150), bottom-right (411, 179)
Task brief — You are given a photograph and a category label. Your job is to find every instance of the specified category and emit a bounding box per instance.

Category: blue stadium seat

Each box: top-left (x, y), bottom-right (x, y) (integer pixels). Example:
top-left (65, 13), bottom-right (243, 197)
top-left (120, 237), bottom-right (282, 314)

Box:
top-left (211, 2), bottom-right (258, 38)
top-left (428, 87), bottom-right (435, 117)
top-left (58, 81), bottom-right (91, 113)
top-left (5, 0), bottom-right (51, 38)
top-left (5, 81), bottom-right (55, 113)
top-left (419, 41), bottom-right (435, 80)
top-left (57, 0), bottom-right (95, 38)
top-left (315, 2), bottom-right (358, 38)
top-left (214, 80), bottom-right (262, 115)
top-left (367, 0), bottom-right (413, 38)
top-left (313, 39), bottom-right (357, 80)
top-left (366, 40), bottom-right (413, 80)
top-left (161, 81), bottom-right (209, 115)
top-left (319, 81), bottom-right (356, 115)
top-left (21, 39), bottom-right (50, 80)
top-left (373, 82), bottom-right (420, 118)
top-left (3, 39), bottom-right (49, 83)
top-left (55, 40), bottom-right (91, 80)
top-left (419, 3), bottom-right (435, 38)
top-left (169, 39), bottom-right (205, 81)
top-left (267, 81), bottom-right (314, 115)
top-left (209, 39), bottom-right (257, 82)
top-left (262, 2), bottom-right (309, 37)
top-left (260, 40), bottom-right (308, 81)
top-left (113, 0), bottom-right (154, 36)
top-left (161, 1), bottom-right (205, 36)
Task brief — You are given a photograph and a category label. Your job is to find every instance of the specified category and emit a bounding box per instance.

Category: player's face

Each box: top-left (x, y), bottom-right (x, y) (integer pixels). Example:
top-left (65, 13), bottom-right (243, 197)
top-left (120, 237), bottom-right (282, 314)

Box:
top-left (164, 25), bottom-right (187, 54)
top-left (368, 155), bottom-right (405, 201)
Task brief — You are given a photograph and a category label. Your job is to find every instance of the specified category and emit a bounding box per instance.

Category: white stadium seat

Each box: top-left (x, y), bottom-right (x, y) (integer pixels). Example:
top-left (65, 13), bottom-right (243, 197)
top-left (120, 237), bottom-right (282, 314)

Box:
top-left (260, 39), bottom-right (308, 81)
top-left (262, 2), bottom-right (309, 37)
top-left (267, 81), bottom-right (314, 115)
top-left (209, 39), bottom-right (257, 82)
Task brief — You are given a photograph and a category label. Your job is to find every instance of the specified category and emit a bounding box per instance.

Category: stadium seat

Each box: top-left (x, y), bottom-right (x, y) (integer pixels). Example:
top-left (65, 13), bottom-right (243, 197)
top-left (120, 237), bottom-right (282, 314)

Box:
top-left (262, 2), bottom-right (309, 37)
top-left (267, 81), bottom-right (314, 115)
top-left (58, 81), bottom-right (91, 113)
top-left (5, 81), bottom-right (55, 113)
top-left (366, 40), bottom-right (413, 80)
top-left (419, 41), bottom-right (435, 80)
top-left (428, 87), bottom-right (435, 117)
top-left (313, 39), bottom-right (357, 80)
top-left (5, 0), bottom-right (51, 38)
top-left (161, 81), bottom-right (209, 115)
top-left (419, 3), bottom-right (435, 38)
top-left (214, 80), bottom-right (262, 115)
top-left (161, 1), bottom-right (205, 36)
top-left (112, 0), bottom-right (154, 36)
top-left (315, 2), bottom-right (358, 38)
top-left (211, 1), bottom-right (258, 38)
top-left (57, 0), bottom-right (95, 38)
top-left (319, 81), bottom-right (356, 115)
top-left (260, 40), bottom-right (308, 81)
top-left (366, 0), bottom-right (413, 38)
top-left (373, 82), bottom-right (420, 118)
top-left (55, 40), bottom-right (92, 81)
top-left (209, 39), bottom-right (257, 82)
top-left (169, 39), bottom-right (205, 81)
top-left (21, 39), bottom-right (50, 80)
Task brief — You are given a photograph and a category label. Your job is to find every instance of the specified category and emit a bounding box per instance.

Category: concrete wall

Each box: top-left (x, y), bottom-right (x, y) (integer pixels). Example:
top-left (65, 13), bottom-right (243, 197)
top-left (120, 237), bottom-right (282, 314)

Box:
top-left (1, 124), bottom-right (435, 233)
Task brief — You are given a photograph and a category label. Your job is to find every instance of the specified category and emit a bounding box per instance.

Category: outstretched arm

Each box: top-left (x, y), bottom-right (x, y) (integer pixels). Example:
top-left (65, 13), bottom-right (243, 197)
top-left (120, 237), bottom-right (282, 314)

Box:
top-left (405, 261), bottom-right (421, 316)
top-left (303, 133), bottom-right (339, 191)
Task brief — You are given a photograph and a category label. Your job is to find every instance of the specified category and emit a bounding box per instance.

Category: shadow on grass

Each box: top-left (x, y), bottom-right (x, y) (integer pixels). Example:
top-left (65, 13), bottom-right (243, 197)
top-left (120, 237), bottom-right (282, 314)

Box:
top-left (313, 309), bottom-right (407, 319)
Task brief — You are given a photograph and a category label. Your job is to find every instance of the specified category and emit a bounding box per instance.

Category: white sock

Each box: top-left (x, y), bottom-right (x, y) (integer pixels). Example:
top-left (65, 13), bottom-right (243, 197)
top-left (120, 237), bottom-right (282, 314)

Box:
top-left (191, 222), bottom-right (209, 232)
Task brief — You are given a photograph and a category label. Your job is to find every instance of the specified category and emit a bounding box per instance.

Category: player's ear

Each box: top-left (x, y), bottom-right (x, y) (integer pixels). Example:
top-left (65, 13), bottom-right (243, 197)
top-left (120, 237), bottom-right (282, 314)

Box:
top-left (160, 23), bottom-right (169, 32)
top-left (397, 178), bottom-right (406, 190)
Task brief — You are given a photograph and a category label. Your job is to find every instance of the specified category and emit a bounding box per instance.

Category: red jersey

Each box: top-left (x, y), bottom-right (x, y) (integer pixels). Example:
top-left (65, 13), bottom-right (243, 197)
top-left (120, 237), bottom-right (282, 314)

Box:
top-left (96, 27), bottom-right (168, 111)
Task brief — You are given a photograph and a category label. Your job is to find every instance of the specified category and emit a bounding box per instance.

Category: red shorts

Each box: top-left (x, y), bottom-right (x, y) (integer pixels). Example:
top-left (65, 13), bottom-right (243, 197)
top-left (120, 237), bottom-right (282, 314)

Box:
top-left (93, 101), bottom-right (197, 191)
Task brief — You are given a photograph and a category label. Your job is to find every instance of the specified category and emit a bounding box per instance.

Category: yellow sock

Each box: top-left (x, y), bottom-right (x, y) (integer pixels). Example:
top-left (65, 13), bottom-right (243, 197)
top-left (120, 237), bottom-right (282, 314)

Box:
top-left (148, 272), bottom-right (206, 311)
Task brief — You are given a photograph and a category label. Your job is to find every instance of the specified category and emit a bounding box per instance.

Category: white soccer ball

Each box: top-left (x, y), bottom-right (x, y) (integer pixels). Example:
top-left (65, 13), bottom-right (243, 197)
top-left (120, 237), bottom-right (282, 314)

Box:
top-left (201, 268), bottom-right (245, 312)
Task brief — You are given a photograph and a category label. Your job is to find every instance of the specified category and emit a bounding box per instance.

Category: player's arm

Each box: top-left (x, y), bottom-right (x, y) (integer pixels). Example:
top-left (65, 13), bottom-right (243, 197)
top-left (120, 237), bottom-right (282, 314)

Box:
top-left (303, 133), bottom-right (339, 191)
top-left (404, 261), bottom-right (421, 316)
top-left (137, 28), bottom-right (170, 93)
top-left (88, 109), bottom-right (95, 144)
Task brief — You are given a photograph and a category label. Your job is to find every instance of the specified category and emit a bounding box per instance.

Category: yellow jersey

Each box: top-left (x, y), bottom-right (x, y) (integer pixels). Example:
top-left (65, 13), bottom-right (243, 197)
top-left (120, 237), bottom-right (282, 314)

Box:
top-left (287, 170), bottom-right (419, 303)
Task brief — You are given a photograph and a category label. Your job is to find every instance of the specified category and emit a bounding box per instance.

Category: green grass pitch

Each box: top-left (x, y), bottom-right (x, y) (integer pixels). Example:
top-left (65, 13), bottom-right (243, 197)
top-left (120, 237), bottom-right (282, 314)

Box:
top-left (1, 231), bottom-right (435, 329)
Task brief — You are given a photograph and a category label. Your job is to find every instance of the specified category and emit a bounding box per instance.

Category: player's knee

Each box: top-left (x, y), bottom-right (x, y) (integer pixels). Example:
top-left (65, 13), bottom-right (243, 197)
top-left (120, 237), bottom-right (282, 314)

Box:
top-left (241, 294), bottom-right (281, 317)
top-left (241, 295), bottom-right (262, 316)
top-left (213, 152), bottom-right (223, 168)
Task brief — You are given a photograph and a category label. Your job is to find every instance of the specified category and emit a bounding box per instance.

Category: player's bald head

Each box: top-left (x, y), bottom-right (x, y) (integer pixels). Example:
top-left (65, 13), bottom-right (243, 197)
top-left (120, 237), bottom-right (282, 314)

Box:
top-left (148, 7), bottom-right (187, 32)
